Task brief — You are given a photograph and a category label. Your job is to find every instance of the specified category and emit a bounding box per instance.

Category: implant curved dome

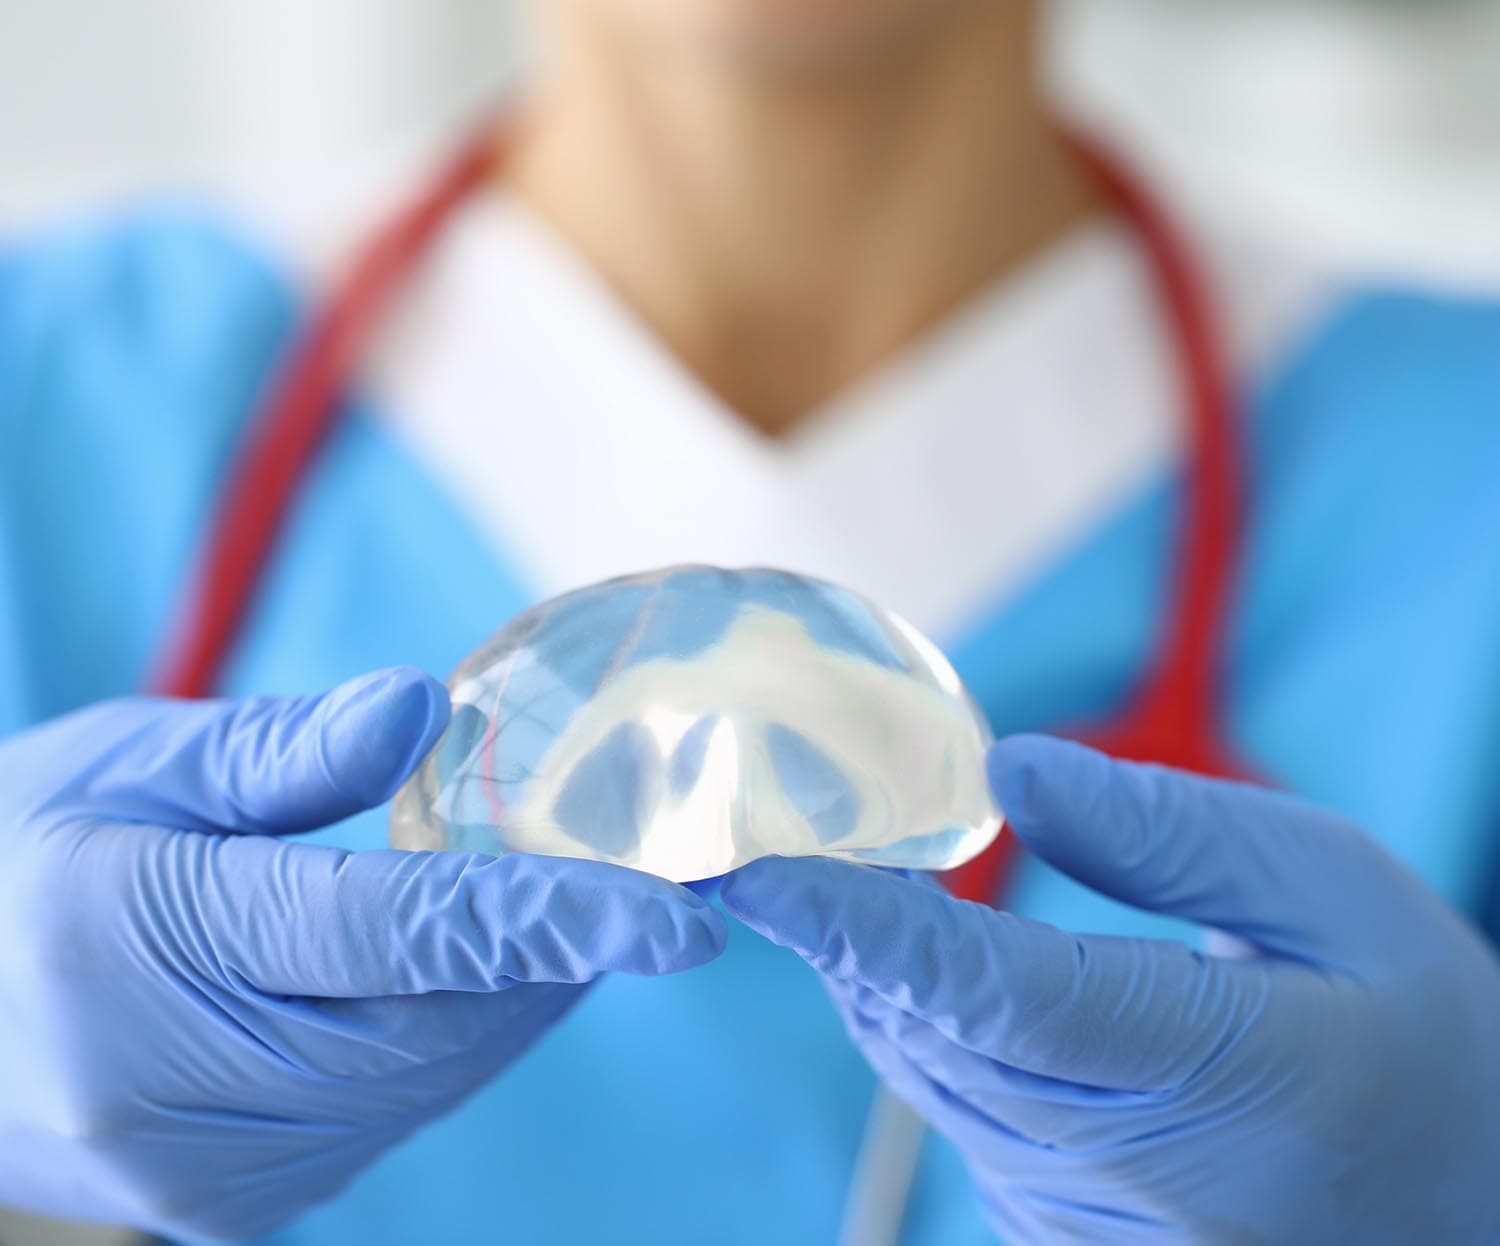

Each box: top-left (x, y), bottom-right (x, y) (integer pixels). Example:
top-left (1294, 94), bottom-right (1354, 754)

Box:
top-left (390, 566), bottom-right (1002, 883)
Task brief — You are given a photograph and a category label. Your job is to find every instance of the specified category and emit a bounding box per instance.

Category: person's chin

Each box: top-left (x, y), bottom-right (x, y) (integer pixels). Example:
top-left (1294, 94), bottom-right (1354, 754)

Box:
top-left (618, 0), bottom-right (975, 83)
top-left (724, 1), bottom-right (961, 77)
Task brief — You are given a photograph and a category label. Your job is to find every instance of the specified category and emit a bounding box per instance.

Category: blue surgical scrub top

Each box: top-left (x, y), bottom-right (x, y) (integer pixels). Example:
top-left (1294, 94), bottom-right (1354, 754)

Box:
top-left (2, 203), bottom-right (1500, 1245)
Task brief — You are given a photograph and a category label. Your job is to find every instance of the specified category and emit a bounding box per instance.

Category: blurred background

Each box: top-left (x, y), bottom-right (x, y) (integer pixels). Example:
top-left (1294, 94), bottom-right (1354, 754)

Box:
top-left (0, 2), bottom-right (1496, 1245)
top-left (2, 0), bottom-right (1500, 283)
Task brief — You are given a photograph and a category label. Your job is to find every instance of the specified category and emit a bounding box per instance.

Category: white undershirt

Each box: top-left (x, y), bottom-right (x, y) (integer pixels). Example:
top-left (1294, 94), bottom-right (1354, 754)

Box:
top-left (297, 164), bottom-right (1336, 641)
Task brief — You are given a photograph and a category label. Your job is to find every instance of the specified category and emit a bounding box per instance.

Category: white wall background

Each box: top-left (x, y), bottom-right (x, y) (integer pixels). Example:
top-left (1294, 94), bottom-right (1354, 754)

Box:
top-left (0, 2), bottom-right (524, 217)
top-left (1, 0), bottom-right (1498, 281)
top-left (1058, 0), bottom-right (1500, 284)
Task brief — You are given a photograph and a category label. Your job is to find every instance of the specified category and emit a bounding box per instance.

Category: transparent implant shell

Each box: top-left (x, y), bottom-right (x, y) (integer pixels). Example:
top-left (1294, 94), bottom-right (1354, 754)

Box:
top-left (389, 566), bottom-right (1002, 883)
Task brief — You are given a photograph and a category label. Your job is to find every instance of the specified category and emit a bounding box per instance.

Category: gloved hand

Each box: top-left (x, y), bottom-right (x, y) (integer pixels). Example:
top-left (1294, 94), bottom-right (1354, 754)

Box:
top-left (0, 668), bottom-right (726, 1241)
top-left (723, 735), bottom-right (1500, 1244)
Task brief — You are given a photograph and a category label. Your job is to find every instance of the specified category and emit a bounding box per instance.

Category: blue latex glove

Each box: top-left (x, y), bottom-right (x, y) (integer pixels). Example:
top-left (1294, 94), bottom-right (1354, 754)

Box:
top-left (723, 735), bottom-right (1500, 1244)
top-left (0, 668), bottom-right (726, 1241)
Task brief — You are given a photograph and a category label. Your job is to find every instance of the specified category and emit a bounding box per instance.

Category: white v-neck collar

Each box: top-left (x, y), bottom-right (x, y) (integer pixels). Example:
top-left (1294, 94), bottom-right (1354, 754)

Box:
top-left (363, 189), bottom-right (1204, 637)
top-left (365, 191), bottom-right (1180, 637)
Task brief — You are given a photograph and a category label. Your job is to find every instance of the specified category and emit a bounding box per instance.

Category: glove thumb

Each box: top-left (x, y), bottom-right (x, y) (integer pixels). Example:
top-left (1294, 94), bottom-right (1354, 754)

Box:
top-left (51, 667), bottom-right (451, 836)
top-left (988, 734), bottom-right (1397, 963)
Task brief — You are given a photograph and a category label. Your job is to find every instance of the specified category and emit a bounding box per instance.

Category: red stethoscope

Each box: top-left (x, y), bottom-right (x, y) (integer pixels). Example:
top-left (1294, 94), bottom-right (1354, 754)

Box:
top-left (150, 117), bottom-right (1250, 906)
top-left (146, 114), bottom-right (1252, 1246)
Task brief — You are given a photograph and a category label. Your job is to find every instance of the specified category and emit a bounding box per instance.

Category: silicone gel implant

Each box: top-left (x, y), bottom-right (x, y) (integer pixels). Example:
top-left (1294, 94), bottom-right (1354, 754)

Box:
top-left (390, 566), bottom-right (1002, 883)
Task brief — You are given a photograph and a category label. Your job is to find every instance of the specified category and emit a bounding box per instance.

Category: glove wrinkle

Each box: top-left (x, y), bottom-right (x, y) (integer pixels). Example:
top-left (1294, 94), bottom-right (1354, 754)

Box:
top-left (725, 736), bottom-right (1500, 1244)
top-left (0, 673), bottom-right (726, 1237)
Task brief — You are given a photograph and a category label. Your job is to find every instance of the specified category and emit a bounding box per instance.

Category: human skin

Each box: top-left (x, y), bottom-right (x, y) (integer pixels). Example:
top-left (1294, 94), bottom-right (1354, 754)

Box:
top-left (513, 0), bottom-right (1103, 435)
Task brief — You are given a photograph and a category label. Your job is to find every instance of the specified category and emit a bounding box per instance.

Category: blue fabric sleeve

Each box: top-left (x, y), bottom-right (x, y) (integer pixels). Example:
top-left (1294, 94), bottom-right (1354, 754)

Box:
top-left (0, 203), bottom-right (297, 727)
top-left (1238, 288), bottom-right (1500, 915)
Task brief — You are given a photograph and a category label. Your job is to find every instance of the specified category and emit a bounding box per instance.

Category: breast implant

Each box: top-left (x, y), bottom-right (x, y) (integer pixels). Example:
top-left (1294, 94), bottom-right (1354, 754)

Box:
top-left (389, 566), bottom-right (1002, 883)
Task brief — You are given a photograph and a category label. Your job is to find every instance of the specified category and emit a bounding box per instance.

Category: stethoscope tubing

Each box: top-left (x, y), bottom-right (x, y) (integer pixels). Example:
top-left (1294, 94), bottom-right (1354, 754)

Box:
top-left (147, 107), bottom-right (1253, 1245)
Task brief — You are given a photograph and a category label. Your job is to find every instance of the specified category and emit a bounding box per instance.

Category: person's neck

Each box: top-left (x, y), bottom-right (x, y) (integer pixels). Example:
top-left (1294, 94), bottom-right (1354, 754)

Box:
top-left (513, 4), bottom-right (1103, 437)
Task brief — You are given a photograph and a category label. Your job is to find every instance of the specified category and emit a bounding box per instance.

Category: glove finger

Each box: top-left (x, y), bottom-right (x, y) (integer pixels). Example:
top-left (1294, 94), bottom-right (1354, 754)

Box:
top-left (723, 856), bottom-right (1264, 1090)
top-left (830, 979), bottom-right (1155, 1151)
top-left (41, 667), bottom-right (449, 837)
top-left (134, 1110), bottom-right (406, 1242)
top-left (193, 838), bottom-right (728, 996)
top-left (990, 1188), bottom-right (1168, 1246)
top-left (837, 998), bottom-right (1066, 1178)
top-left (244, 982), bottom-right (588, 1084)
top-left (990, 734), bottom-right (1409, 966)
